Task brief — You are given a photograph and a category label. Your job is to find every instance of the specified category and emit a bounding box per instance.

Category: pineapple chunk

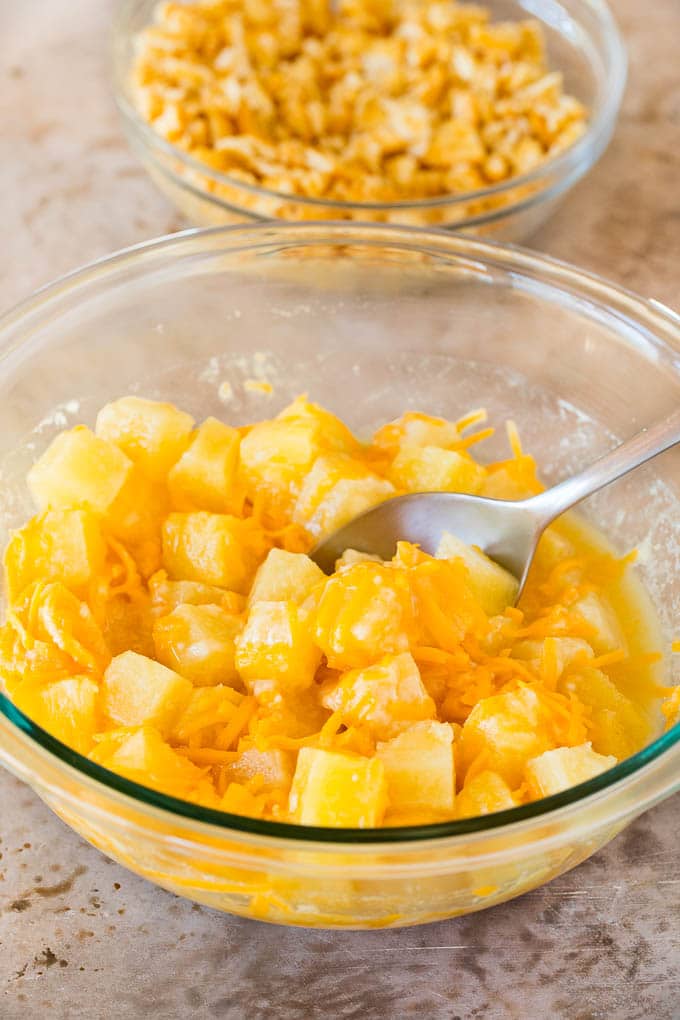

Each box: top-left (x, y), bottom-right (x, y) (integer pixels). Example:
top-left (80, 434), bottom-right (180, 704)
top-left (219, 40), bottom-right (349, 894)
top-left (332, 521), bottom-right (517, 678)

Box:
top-left (373, 412), bottom-right (461, 453)
top-left (162, 512), bottom-right (268, 592)
top-left (404, 550), bottom-right (488, 652)
top-left (236, 601), bottom-right (321, 693)
top-left (27, 426), bottom-right (132, 514)
top-left (526, 742), bottom-right (616, 798)
top-left (559, 667), bottom-right (648, 759)
top-left (102, 651), bottom-right (192, 736)
top-left (96, 396), bottom-right (194, 480)
top-left (569, 592), bottom-right (626, 654)
top-left (13, 675), bottom-right (99, 755)
top-left (239, 418), bottom-right (322, 504)
top-left (148, 571), bottom-right (244, 616)
top-left (153, 604), bottom-right (243, 686)
top-left (4, 509), bottom-right (106, 602)
top-left (480, 458), bottom-right (541, 500)
top-left (91, 725), bottom-right (206, 798)
top-left (436, 531), bottom-right (518, 615)
top-left (167, 417), bottom-right (242, 513)
top-left (289, 747), bottom-right (387, 827)
top-left (169, 684), bottom-right (243, 744)
top-left (533, 526), bottom-right (576, 573)
top-left (32, 582), bottom-right (111, 675)
top-left (224, 748), bottom-right (294, 790)
top-left (376, 720), bottom-right (455, 811)
top-left (335, 548), bottom-right (383, 570)
top-left (293, 453), bottom-right (395, 539)
top-left (389, 445), bottom-right (486, 495)
top-left (277, 397), bottom-right (360, 454)
top-left (248, 548), bottom-right (325, 606)
top-left (321, 652), bottom-right (435, 739)
top-left (105, 468), bottom-right (170, 578)
top-left (461, 687), bottom-right (553, 786)
top-left (314, 561), bottom-right (413, 669)
top-left (455, 770), bottom-right (518, 818)
top-left (512, 637), bottom-right (594, 676)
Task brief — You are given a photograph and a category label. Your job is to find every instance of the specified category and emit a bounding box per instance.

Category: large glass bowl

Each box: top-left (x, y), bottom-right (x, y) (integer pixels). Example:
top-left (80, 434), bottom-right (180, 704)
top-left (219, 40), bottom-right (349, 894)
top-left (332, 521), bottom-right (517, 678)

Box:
top-left (112, 0), bottom-right (626, 241)
top-left (0, 223), bottom-right (678, 929)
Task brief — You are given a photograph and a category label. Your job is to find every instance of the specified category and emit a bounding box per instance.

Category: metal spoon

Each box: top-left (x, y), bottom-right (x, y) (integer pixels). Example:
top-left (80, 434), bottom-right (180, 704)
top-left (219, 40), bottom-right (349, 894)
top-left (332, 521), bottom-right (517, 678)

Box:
top-left (311, 408), bottom-right (680, 600)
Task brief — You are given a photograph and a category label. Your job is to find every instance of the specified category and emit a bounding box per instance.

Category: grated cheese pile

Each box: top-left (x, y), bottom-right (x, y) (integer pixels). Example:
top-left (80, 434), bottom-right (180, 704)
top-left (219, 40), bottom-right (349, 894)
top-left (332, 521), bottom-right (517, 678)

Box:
top-left (0, 395), bottom-right (669, 827)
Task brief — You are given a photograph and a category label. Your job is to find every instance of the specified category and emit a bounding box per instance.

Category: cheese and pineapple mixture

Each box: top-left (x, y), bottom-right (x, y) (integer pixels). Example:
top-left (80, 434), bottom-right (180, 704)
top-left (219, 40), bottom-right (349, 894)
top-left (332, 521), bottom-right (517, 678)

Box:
top-left (0, 396), bottom-right (663, 827)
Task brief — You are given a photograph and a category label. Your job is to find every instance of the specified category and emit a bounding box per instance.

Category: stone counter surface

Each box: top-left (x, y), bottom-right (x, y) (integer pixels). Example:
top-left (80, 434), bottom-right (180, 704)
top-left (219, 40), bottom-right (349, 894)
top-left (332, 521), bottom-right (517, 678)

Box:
top-left (1, 2), bottom-right (679, 1018)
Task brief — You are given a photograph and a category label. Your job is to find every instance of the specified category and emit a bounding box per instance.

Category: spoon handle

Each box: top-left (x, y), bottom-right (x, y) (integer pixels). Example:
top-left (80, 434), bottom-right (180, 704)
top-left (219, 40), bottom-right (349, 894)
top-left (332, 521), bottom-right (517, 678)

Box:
top-left (530, 406), bottom-right (680, 526)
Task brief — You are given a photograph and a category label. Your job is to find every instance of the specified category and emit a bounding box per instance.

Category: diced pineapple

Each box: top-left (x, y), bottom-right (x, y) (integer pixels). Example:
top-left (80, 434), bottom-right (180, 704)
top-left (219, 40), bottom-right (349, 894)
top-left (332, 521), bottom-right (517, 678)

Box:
top-left (436, 532), bottom-right (518, 615)
top-left (277, 397), bottom-right (360, 454)
top-left (460, 687), bottom-right (553, 786)
top-left (532, 526), bottom-right (576, 574)
top-left (167, 417), bottom-right (242, 513)
top-left (162, 512), bottom-right (268, 592)
top-left (13, 675), bottom-right (99, 755)
top-left (314, 561), bottom-right (413, 669)
top-left (455, 770), bottom-right (518, 818)
top-left (373, 412), bottom-right (461, 453)
top-left (322, 652), bottom-right (435, 739)
top-left (405, 551), bottom-right (488, 652)
top-left (512, 637), bottom-right (593, 676)
top-left (239, 418), bottom-right (322, 504)
top-left (102, 651), bottom-right (192, 736)
top-left (480, 458), bottom-right (541, 500)
top-left (248, 548), bottom-right (325, 606)
top-left (376, 720), bottom-right (454, 811)
top-left (27, 426), bottom-right (132, 514)
top-left (289, 747), bottom-right (387, 827)
top-left (293, 453), bottom-right (395, 539)
top-left (236, 601), bottom-right (321, 693)
top-left (102, 593), bottom-right (155, 658)
top-left (526, 742), bottom-right (616, 798)
top-left (224, 748), bottom-right (294, 790)
top-left (389, 445), bottom-right (486, 495)
top-left (4, 509), bottom-right (106, 602)
top-left (95, 396), bottom-right (195, 480)
top-left (148, 570), bottom-right (244, 617)
top-left (169, 684), bottom-right (243, 744)
top-left (559, 667), bottom-right (648, 759)
top-left (334, 548), bottom-right (383, 570)
top-left (32, 582), bottom-right (111, 675)
top-left (153, 603), bottom-right (243, 686)
top-left (569, 592), bottom-right (626, 654)
top-left (106, 467), bottom-right (170, 578)
top-left (91, 725), bottom-right (206, 798)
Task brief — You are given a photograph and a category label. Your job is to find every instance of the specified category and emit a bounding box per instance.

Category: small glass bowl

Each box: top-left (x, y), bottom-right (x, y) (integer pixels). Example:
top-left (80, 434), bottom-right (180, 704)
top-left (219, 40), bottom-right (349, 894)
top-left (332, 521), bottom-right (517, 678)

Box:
top-left (0, 223), bottom-right (678, 929)
top-left (112, 0), bottom-right (626, 241)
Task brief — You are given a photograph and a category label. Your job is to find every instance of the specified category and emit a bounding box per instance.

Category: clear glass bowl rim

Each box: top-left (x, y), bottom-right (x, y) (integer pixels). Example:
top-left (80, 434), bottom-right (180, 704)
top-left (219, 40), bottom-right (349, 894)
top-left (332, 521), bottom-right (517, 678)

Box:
top-left (0, 220), bottom-right (678, 847)
top-left (111, 0), bottom-right (627, 215)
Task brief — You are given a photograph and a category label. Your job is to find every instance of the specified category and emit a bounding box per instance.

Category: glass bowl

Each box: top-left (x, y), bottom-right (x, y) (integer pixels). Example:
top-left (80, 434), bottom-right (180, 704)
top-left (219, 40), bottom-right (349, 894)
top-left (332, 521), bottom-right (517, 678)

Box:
top-left (112, 0), bottom-right (626, 241)
top-left (0, 223), bottom-right (678, 929)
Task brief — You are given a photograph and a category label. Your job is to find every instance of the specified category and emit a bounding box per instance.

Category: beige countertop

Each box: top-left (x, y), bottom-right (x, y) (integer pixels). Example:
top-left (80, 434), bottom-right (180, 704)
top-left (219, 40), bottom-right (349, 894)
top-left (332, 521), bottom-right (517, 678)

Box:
top-left (1, 2), bottom-right (679, 1018)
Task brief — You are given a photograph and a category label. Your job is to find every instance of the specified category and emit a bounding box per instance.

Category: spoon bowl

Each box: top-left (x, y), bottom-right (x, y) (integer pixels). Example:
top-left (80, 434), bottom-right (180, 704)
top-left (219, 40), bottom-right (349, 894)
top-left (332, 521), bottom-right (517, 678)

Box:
top-left (312, 408), bottom-right (680, 599)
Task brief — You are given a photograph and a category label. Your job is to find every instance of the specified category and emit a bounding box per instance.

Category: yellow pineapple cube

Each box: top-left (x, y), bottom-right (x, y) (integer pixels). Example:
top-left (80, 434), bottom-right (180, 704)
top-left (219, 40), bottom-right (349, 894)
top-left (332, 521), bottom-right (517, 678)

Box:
top-left (293, 453), bottom-right (395, 539)
top-left (153, 604), bottom-right (243, 686)
top-left (373, 412), bottom-right (461, 453)
top-left (225, 748), bottom-right (295, 790)
top-left (239, 418), bottom-right (322, 504)
top-left (248, 548), bottom-right (325, 606)
top-left (460, 687), bottom-right (552, 786)
top-left (102, 651), bottom-right (192, 736)
top-left (569, 592), bottom-right (626, 654)
top-left (526, 742), bottom-right (616, 798)
top-left (512, 637), bottom-right (593, 676)
top-left (559, 667), bottom-right (648, 759)
top-left (169, 684), bottom-right (243, 744)
top-left (389, 445), bottom-right (486, 495)
top-left (289, 747), bottom-right (387, 827)
top-left (92, 725), bottom-right (206, 798)
top-left (376, 720), bottom-right (455, 811)
top-left (455, 770), bottom-right (518, 818)
top-left (162, 512), bottom-right (268, 592)
top-left (13, 675), bottom-right (99, 755)
top-left (436, 531), bottom-right (519, 615)
top-left (27, 426), bottom-right (132, 513)
top-left (532, 525), bottom-right (576, 573)
top-left (148, 571), bottom-right (245, 616)
top-left (31, 582), bottom-right (111, 675)
top-left (167, 417), bottom-right (242, 513)
top-left (334, 549), bottom-right (383, 570)
top-left (321, 652), bottom-right (435, 739)
top-left (277, 396), bottom-right (360, 454)
top-left (314, 561), bottom-right (413, 669)
top-left (236, 600), bottom-right (321, 693)
top-left (105, 467), bottom-right (170, 578)
top-left (96, 396), bottom-right (195, 480)
top-left (4, 509), bottom-right (106, 602)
